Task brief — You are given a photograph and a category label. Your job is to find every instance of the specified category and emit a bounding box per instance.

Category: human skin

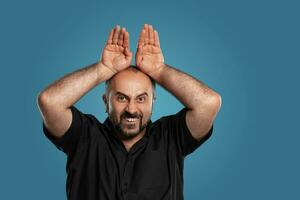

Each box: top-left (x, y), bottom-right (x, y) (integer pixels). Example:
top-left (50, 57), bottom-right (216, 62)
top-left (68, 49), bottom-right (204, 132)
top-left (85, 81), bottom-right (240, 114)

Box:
top-left (104, 24), bottom-right (222, 150)
top-left (37, 25), bottom-right (133, 139)
top-left (135, 24), bottom-right (222, 141)
top-left (102, 68), bottom-right (155, 151)
top-left (37, 24), bottom-right (221, 151)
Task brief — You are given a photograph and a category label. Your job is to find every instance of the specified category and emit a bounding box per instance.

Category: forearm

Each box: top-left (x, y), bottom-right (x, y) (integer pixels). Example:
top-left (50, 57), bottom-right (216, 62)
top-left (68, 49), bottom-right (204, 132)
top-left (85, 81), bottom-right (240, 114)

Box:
top-left (150, 64), bottom-right (221, 111)
top-left (38, 62), bottom-right (114, 108)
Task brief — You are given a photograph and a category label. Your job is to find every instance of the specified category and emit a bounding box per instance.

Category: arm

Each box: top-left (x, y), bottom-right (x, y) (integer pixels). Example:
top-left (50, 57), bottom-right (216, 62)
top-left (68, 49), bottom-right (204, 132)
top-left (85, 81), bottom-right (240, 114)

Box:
top-left (37, 25), bottom-right (133, 138)
top-left (136, 24), bottom-right (221, 141)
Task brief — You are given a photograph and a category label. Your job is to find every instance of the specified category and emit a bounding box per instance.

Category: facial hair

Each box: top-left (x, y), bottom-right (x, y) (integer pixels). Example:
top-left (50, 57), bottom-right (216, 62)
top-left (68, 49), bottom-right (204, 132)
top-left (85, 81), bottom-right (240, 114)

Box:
top-left (109, 110), bottom-right (151, 141)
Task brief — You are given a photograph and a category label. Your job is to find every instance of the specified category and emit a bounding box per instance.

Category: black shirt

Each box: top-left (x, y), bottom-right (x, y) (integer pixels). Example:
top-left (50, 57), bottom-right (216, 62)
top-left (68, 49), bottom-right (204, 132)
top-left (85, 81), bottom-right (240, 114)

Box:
top-left (43, 106), bottom-right (213, 200)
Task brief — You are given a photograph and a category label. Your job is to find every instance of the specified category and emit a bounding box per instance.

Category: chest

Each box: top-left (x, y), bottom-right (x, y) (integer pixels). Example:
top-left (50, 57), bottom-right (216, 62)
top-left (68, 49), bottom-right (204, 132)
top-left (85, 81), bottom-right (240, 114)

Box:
top-left (67, 132), bottom-right (184, 199)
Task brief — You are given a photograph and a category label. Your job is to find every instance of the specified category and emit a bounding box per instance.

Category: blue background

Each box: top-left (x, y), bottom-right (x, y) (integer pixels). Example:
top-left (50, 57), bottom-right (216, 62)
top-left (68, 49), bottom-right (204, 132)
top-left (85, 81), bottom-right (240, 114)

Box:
top-left (1, 0), bottom-right (299, 199)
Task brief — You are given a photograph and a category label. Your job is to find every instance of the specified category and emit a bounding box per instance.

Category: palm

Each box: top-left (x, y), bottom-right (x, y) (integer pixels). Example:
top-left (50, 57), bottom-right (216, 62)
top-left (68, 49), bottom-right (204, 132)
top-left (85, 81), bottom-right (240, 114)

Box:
top-left (136, 24), bottom-right (164, 75)
top-left (101, 26), bottom-right (132, 72)
top-left (137, 45), bottom-right (163, 68)
top-left (102, 44), bottom-right (129, 70)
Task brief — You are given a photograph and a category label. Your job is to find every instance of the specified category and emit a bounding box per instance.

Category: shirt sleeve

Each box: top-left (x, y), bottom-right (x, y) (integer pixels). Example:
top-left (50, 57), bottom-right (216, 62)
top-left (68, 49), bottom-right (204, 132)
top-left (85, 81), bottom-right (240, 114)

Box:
top-left (42, 105), bottom-right (97, 156)
top-left (164, 107), bottom-right (213, 157)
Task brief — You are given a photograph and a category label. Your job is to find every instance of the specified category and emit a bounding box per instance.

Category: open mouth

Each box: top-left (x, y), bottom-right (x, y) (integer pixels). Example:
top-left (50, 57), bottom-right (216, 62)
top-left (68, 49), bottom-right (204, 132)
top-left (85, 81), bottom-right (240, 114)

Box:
top-left (123, 117), bottom-right (139, 123)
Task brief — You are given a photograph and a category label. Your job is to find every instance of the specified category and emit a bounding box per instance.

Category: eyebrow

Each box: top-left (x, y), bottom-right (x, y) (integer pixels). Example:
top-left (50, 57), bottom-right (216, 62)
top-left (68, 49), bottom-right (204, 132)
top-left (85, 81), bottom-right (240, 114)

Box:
top-left (115, 91), bottom-right (148, 99)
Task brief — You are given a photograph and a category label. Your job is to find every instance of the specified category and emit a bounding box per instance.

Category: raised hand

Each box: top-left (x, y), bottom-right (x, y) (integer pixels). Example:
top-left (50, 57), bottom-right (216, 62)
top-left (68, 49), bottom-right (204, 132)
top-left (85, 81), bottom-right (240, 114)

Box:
top-left (136, 24), bottom-right (165, 76)
top-left (100, 25), bottom-right (133, 73)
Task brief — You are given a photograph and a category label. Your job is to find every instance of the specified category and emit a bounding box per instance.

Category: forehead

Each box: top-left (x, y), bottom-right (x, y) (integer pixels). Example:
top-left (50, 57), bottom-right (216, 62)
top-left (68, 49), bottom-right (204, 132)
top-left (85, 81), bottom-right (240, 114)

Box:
top-left (109, 69), bottom-right (153, 96)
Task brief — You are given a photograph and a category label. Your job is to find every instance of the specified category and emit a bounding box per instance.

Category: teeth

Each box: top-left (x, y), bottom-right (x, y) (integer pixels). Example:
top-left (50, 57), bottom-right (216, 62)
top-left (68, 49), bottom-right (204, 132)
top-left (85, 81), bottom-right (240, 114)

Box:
top-left (126, 118), bottom-right (137, 122)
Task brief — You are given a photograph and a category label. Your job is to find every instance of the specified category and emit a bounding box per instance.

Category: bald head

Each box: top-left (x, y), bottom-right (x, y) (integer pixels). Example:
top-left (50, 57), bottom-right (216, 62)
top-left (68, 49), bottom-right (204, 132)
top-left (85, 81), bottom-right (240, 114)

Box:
top-left (105, 66), bottom-right (156, 99)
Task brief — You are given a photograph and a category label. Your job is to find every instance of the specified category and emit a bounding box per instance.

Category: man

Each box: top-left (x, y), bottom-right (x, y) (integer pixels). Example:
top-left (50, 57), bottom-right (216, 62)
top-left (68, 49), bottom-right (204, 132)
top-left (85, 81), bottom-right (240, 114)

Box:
top-left (37, 24), bottom-right (222, 200)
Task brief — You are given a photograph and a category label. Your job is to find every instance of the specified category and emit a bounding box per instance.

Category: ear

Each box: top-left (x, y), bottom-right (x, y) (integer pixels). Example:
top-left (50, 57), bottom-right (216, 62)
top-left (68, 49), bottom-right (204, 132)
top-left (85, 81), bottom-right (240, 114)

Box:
top-left (151, 95), bottom-right (156, 108)
top-left (102, 94), bottom-right (108, 113)
top-left (152, 93), bottom-right (156, 102)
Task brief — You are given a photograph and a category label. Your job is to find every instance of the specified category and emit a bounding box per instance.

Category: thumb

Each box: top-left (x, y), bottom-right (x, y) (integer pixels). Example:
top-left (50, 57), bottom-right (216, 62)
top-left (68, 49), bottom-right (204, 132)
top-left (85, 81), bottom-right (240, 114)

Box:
top-left (124, 47), bottom-right (132, 57)
top-left (125, 48), bottom-right (132, 62)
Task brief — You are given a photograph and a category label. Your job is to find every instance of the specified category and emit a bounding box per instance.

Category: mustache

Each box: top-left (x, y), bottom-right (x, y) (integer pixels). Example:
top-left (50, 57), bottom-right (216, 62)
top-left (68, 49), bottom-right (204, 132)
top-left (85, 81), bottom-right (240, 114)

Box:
top-left (121, 111), bottom-right (141, 119)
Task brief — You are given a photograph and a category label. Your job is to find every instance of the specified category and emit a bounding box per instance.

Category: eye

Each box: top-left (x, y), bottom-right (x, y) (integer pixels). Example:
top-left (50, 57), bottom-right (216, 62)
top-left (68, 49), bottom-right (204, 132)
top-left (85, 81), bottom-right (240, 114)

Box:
top-left (117, 95), bottom-right (127, 102)
top-left (137, 96), bottom-right (146, 103)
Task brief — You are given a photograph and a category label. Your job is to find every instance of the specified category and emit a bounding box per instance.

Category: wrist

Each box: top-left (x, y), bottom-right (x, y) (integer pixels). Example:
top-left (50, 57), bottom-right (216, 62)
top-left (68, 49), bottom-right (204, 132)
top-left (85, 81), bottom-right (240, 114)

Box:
top-left (96, 62), bottom-right (117, 83)
top-left (99, 61), bottom-right (118, 74)
top-left (148, 63), bottom-right (167, 82)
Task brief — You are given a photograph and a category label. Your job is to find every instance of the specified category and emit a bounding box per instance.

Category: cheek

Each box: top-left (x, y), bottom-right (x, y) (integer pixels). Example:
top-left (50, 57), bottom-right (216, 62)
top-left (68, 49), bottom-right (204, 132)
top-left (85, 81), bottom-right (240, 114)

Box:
top-left (108, 101), bottom-right (125, 115)
top-left (140, 104), bottom-right (152, 117)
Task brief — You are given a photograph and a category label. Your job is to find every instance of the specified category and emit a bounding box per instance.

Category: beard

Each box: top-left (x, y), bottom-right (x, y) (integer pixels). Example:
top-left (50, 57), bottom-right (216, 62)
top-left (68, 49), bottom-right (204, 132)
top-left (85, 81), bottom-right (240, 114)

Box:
top-left (109, 110), bottom-right (151, 140)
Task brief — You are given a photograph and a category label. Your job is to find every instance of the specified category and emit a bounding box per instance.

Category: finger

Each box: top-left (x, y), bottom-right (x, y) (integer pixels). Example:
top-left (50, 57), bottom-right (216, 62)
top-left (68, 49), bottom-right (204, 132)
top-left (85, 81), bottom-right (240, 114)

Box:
top-left (154, 30), bottom-right (160, 47)
top-left (123, 31), bottom-right (130, 49)
top-left (125, 47), bottom-right (133, 65)
top-left (144, 24), bottom-right (149, 45)
top-left (137, 25), bottom-right (144, 47)
top-left (149, 25), bottom-right (154, 45)
top-left (138, 29), bottom-right (146, 49)
top-left (135, 50), bottom-right (142, 66)
top-left (118, 28), bottom-right (125, 46)
top-left (154, 30), bottom-right (160, 48)
top-left (107, 29), bottom-right (114, 45)
top-left (125, 47), bottom-right (132, 58)
top-left (112, 25), bottom-right (120, 44)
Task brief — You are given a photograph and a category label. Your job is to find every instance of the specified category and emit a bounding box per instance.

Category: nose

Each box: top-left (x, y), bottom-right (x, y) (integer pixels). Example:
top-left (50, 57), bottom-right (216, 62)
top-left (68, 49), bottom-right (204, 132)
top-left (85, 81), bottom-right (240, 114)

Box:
top-left (125, 100), bottom-right (138, 114)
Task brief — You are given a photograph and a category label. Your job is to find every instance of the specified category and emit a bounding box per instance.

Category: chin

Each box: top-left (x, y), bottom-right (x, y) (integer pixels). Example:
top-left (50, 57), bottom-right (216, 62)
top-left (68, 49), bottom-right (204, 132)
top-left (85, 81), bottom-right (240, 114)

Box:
top-left (122, 126), bottom-right (140, 135)
top-left (119, 129), bottom-right (141, 140)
